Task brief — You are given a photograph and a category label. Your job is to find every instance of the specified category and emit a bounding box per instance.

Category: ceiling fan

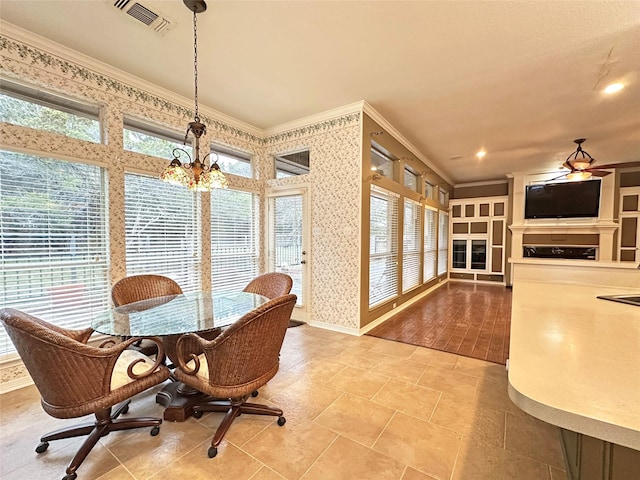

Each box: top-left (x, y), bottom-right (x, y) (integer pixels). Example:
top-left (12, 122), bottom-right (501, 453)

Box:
top-left (557, 138), bottom-right (640, 181)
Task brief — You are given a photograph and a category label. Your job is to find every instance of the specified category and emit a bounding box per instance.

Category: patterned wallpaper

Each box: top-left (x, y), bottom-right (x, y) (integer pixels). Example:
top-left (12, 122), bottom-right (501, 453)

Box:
top-left (0, 31), bottom-right (363, 387)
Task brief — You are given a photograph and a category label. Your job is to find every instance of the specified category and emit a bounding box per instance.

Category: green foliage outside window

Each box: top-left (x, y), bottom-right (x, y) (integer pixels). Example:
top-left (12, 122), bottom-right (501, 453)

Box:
top-left (0, 94), bottom-right (100, 143)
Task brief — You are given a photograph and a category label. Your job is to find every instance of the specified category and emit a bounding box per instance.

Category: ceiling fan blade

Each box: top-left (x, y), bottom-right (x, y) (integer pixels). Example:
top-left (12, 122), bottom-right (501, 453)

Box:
top-left (588, 161), bottom-right (640, 170)
top-left (548, 173), bottom-right (568, 182)
top-left (589, 170), bottom-right (612, 177)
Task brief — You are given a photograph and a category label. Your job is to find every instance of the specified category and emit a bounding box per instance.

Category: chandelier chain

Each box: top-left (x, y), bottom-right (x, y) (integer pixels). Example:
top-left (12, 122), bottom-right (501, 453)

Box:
top-left (193, 9), bottom-right (199, 121)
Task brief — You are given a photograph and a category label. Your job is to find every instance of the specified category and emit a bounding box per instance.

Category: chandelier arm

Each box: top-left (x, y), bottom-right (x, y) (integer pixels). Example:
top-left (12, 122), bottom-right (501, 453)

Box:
top-left (172, 147), bottom-right (193, 164)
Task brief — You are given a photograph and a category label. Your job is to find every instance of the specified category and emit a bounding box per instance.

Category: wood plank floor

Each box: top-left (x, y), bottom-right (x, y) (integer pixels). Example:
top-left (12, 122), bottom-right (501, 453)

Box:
top-left (367, 282), bottom-right (512, 364)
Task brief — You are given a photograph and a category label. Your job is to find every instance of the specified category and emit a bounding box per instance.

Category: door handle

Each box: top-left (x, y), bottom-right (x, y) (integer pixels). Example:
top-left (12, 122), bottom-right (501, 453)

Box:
top-left (300, 260), bottom-right (306, 264)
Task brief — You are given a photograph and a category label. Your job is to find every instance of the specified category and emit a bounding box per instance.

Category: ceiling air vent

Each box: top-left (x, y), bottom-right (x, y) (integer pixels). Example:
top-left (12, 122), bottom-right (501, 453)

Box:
top-left (110, 0), bottom-right (173, 34)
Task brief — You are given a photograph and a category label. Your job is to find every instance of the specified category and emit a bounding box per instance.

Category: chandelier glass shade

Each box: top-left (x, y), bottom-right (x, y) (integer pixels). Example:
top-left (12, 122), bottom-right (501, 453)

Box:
top-left (160, 0), bottom-right (227, 192)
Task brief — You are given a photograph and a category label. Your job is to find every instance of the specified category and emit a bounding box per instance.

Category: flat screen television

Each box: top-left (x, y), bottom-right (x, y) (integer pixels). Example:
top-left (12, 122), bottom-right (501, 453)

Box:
top-left (524, 179), bottom-right (601, 219)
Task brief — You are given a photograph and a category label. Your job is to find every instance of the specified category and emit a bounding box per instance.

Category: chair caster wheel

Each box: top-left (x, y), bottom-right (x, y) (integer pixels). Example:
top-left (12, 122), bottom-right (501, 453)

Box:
top-left (150, 426), bottom-right (160, 436)
top-left (208, 446), bottom-right (218, 458)
top-left (35, 441), bottom-right (49, 453)
top-left (62, 473), bottom-right (77, 480)
top-left (277, 416), bottom-right (286, 426)
top-left (251, 390), bottom-right (259, 397)
top-left (193, 410), bottom-right (203, 419)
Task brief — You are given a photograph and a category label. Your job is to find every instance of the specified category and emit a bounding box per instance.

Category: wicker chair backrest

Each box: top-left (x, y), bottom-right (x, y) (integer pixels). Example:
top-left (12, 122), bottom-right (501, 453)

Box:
top-left (112, 274), bottom-right (182, 306)
top-left (242, 272), bottom-right (293, 300)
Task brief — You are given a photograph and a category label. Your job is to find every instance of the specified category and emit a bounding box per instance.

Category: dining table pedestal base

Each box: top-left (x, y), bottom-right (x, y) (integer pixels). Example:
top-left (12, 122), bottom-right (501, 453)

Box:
top-left (156, 381), bottom-right (211, 422)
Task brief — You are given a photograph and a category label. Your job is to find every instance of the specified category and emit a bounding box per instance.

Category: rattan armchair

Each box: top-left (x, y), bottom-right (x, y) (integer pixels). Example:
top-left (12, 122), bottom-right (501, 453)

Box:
top-left (0, 308), bottom-right (170, 480)
top-left (172, 294), bottom-right (297, 458)
top-left (242, 272), bottom-right (293, 299)
top-left (112, 274), bottom-right (182, 356)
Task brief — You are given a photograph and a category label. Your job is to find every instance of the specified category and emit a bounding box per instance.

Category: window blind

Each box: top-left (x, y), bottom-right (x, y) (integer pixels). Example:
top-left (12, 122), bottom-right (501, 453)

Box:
top-left (403, 198), bottom-right (421, 292)
top-left (369, 186), bottom-right (399, 307)
top-left (210, 188), bottom-right (260, 292)
top-left (423, 205), bottom-right (438, 282)
top-left (124, 173), bottom-right (201, 292)
top-left (0, 150), bottom-right (110, 356)
top-left (438, 210), bottom-right (449, 276)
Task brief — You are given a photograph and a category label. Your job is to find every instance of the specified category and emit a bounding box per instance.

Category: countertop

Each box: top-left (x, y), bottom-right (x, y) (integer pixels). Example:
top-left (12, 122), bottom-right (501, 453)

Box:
top-left (508, 269), bottom-right (640, 450)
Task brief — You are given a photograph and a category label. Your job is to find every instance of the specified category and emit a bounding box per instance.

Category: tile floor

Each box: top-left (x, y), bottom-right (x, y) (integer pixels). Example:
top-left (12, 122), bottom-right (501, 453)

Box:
top-left (0, 325), bottom-right (567, 480)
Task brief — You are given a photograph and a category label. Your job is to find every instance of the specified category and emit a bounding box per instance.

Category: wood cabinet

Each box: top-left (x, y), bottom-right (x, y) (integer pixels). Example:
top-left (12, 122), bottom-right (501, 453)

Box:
top-left (449, 196), bottom-right (507, 283)
top-left (618, 186), bottom-right (640, 262)
top-left (561, 429), bottom-right (640, 480)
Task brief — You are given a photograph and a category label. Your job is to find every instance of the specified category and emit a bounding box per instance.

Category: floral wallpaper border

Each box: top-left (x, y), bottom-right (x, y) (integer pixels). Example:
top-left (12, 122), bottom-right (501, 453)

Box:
top-left (0, 35), bottom-right (361, 146)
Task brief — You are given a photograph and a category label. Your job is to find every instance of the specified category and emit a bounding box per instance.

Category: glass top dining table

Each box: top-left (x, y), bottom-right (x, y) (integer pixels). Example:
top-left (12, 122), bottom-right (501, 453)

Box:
top-left (91, 291), bottom-right (269, 337)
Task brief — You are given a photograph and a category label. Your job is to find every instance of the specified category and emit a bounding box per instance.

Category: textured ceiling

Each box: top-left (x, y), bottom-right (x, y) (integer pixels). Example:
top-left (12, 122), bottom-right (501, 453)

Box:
top-left (1, 0), bottom-right (639, 184)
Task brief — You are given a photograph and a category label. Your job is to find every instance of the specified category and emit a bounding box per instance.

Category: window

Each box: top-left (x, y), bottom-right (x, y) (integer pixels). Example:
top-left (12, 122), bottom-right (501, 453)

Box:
top-left (275, 150), bottom-right (309, 178)
top-left (424, 181), bottom-right (434, 200)
top-left (123, 117), bottom-right (192, 160)
top-left (369, 186), bottom-right (399, 307)
top-left (438, 187), bottom-right (449, 206)
top-left (0, 150), bottom-right (109, 356)
top-left (371, 145), bottom-right (394, 180)
top-left (403, 198), bottom-right (421, 292)
top-left (404, 167), bottom-right (419, 192)
top-left (211, 144), bottom-right (252, 178)
top-left (210, 188), bottom-right (259, 292)
top-left (0, 79), bottom-right (101, 143)
top-left (124, 173), bottom-right (201, 291)
top-left (423, 206), bottom-right (437, 282)
top-left (437, 211), bottom-right (449, 276)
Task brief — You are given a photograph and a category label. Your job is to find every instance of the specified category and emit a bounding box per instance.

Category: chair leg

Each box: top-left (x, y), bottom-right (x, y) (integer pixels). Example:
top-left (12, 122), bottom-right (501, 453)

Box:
top-left (211, 404), bottom-right (242, 449)
top-left (64, 423), bottom-right (109, 478)
top-left (37, 406), bottom-right (163, 479)
top-left (239, 402), bottom-right (283, 417)
top-left (193, 397), bottom-right (285, 458)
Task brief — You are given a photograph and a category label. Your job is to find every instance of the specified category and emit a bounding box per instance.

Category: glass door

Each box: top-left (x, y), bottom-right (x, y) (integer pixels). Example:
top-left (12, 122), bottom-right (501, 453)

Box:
top-left (267, 187), bottom-right (309, 321)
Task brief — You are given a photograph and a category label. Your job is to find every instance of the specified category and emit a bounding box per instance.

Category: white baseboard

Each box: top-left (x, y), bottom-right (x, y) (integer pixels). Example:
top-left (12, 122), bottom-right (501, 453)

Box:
top-left (0, 375), bottom-right (34, 394)
top-left (305, 319), bottom-right (360, 336)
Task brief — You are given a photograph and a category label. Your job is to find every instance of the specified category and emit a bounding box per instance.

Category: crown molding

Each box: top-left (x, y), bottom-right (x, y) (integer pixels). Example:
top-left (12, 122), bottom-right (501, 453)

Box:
top-left (454, 179), bottom-right (509, 188)
top-left (0, 21), bottom-right (263, 139)
top-left (264, 100), bottom-right (365, 137)
top-left (362, 101), bottom-right (453, 186)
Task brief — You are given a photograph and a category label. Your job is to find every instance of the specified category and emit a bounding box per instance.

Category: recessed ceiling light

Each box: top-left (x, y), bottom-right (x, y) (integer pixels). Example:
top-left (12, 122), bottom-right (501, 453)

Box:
top-left (604, 83), bottom-right (624, 94)
top-left (476, 150), bottom-right (486, 159)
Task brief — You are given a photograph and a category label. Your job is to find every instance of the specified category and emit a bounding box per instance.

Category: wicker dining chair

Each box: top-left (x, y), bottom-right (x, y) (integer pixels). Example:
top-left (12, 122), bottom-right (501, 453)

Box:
top-left (111, 274), bottom-right (221, 365)
top-left (172, 294), bottom-right (297, 458)
top-left (111, 274), bottom-right (184, 361)
top-left (0, 308), bottom-right (170, 480)
top-left (242, 272), bottom-right (293, 299)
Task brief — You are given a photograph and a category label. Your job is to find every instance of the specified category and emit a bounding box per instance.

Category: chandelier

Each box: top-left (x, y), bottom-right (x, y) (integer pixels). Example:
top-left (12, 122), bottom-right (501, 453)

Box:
top-left (160, 0), bottom-right (228, 191)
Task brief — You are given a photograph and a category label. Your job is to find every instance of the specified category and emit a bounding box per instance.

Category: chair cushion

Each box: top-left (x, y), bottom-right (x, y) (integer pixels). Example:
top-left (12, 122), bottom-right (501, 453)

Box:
top-left (111, 349), bottom-right (158, 390)
top-left (186, 354), bottom-right (210, 382)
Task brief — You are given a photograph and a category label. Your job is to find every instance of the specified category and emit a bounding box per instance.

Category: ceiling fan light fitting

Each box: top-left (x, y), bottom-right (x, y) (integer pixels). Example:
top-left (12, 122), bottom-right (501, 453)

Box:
top-left (569, 158), bottom-right (593, 170)
top-left (566, 171), bottom-right (592, 181)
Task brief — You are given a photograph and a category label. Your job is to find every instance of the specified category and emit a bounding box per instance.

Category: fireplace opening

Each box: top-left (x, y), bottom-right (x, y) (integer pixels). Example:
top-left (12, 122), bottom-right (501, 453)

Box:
top-left (523, 246), bottom-right (597, 260)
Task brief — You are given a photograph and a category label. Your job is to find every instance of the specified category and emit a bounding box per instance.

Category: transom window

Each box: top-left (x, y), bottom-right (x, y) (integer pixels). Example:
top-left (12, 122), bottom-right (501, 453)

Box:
top-left (211, 144), bottom-right (252, 178)
top-left (0, 78), bottom-right (101, 143)
top-left (275, 150), bottom-right (310, 178)
top-left (371, 144), bottom-right (394, 180)
top-left (123, 116), bottom-right (192, 160)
